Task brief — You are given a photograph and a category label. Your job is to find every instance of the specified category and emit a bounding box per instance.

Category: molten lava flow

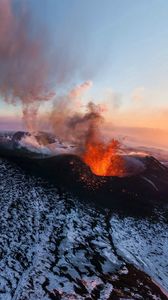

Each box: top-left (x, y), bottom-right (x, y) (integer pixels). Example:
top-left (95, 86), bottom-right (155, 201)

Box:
top-left (82, 139), bottom-right (125, 176)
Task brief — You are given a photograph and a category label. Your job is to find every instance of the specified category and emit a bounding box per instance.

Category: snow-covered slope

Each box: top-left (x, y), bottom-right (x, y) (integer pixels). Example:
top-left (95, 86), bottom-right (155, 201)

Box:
top-left (110, 214), bottom-right (168, 292)
top-left (0, 158), bottom-right (167, 299)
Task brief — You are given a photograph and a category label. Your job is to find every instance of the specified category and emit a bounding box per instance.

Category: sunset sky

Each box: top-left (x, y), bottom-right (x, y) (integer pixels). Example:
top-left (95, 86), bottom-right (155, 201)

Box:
top-left (1, 0), bottom-right (168, 132)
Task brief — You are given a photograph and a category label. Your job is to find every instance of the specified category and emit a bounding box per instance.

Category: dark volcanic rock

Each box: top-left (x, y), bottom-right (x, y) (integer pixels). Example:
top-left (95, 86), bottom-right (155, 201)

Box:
top-left (0, 133), bottom-right (168, 211)
top-left (0, 133), bottom-right (168, 299)
top-left (12, 154), bottom-right (168, 210)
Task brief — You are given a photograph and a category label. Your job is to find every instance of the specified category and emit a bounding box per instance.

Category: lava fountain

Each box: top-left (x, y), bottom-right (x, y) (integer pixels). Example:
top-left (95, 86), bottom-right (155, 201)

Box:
top-left (82, 139), bottom-right (125, 177)
top-left (51, 96), bottom-right (126, 177)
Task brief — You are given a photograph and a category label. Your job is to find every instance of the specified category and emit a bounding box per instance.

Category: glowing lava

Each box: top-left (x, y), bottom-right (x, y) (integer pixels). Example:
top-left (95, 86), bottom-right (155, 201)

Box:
top-left (82, 139), bottom-right (125, 176)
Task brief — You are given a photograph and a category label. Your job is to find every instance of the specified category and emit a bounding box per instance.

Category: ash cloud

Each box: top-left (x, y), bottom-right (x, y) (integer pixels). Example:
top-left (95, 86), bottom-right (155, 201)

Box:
top-left (0, 0), bottom-right (122, 160)
top-left (67, 101), bottom-right (104, 150)
top-left (0, 0), bottom-right (54, 131)
top-left (0, 0), bottom-right (55, 131)
top-left (0, 1), bottom-right (99, 134)
top-left (50, 82), bottom-right (104, 151)
top-left (69, 81), bottom-right (93, 100)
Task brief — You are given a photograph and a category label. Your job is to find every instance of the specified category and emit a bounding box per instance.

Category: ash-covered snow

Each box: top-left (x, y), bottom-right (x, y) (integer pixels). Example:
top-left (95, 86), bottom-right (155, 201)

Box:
top-left (0, 155), bottom-right (167, 299)
top-left (0, 158), bottom-right (121, 299)
top-left (110, 214), bottom-right (168, 291)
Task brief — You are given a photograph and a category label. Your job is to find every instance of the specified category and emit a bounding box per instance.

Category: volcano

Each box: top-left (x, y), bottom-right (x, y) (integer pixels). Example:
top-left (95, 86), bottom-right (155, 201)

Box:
top-left (0, 131), bottom-right (168, 212)
top-left (0, 131), bottom-right (168, 299)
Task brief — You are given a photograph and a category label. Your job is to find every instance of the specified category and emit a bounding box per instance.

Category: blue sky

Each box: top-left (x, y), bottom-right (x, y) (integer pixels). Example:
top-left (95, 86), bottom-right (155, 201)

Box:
top-left (1, 0), bottom-right (168, 129)
top-left (29, 0), bottom-right (168, 91)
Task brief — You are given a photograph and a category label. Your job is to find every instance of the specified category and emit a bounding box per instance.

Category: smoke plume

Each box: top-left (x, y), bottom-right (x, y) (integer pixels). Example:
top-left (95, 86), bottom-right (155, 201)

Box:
top-left (0, 0), bottom-right (54, 131)
top-left (49, 81), bottom-right (125, 176)
top-left (67, 102), bottom-right (103, 149)
top-left (69, 81), bottom-right (93, 101)
top-left (50, 82), bottom-right (104, 150)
